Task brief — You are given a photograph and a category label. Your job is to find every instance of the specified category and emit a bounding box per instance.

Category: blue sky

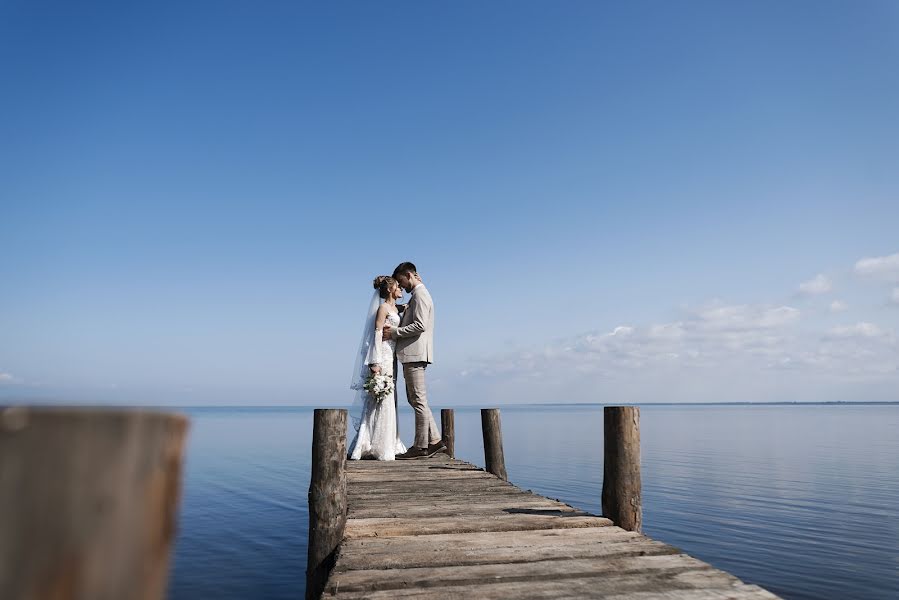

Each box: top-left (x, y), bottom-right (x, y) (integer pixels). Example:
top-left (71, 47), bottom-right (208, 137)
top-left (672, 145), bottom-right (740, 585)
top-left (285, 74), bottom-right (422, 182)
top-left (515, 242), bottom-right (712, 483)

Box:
top-left (1, 1), bottom-right (897, 405)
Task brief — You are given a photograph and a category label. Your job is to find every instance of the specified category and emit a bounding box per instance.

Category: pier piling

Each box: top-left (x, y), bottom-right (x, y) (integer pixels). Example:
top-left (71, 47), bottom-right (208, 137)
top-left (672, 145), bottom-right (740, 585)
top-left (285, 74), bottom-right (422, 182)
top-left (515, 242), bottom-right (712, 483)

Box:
top-left (601, 406), bottom-right (642, 532)
top-left (481, 408), bottom-right (508, 481)
top-left (441, 408), bottom-right (455, 458)
top-left (0, 407), bottom-right (188, 600)
top-left (306, 408), bottom-right (348, 600)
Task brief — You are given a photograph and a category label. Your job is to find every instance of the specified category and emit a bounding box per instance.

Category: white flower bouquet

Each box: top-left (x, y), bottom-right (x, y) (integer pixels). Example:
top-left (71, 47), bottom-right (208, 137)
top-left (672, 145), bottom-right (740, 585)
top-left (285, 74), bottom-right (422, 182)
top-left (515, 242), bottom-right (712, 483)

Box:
top-left (363, 372), bottom-right (394, 402)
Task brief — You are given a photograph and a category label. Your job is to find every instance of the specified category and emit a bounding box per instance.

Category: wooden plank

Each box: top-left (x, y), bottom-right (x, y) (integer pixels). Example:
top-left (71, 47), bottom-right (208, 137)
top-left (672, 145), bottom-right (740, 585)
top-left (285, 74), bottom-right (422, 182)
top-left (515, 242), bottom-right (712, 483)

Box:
top-left (347, 472), bottom-right (497, 483)
top-left (347, 458), bottom-right (469, 466)
top-left (347, 490), bottom-right (544, 507)
top-left (346, 465), bottom-right (477, 473)
top-left (334, 536), bottom-right (679, 571)
top-left (343, 514), bottom-right (612, 538)
top-left (325, 553), bottom-right (712, 593)
top-left (347, 467), bottom-right (486, 475)
top-left (347, 480), bottom-right (518, 495)
top-left (582, 587), bottom-right (781, 600)
top-left (340, 526), bottom-right (643, 552)
top-left (329, 571), bottom-right (763, 599)
top-left (348, 490), bottom-right (522, 502)
top-left (346, 458), bottom-right (471, 469)
top-left (350, 475), bottom-right (495, 483)
top-left (347, 499), bottom-right (589, 519)
top-left (347, 465), bottom-right (488, 475)
top-left (348, 483), bottom-right (523, 495)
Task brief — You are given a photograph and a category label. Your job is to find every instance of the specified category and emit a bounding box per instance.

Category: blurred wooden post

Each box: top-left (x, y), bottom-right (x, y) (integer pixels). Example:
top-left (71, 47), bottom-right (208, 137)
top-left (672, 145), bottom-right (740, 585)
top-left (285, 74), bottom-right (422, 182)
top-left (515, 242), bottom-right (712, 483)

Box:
top-left (306, 409), bottom-right (347, 600)
top-left (440, 408), bottom-right (455, 458)
top-left (0, 407), bottom-right (189, 600)
top-left (481, 408), bottom-right (508, 481)
top-left (601, 406), bottom-right (642, 532)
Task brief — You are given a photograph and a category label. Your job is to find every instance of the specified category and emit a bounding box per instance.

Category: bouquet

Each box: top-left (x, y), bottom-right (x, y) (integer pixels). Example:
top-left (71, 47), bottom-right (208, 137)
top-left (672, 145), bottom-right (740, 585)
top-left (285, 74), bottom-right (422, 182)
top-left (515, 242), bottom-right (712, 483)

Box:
top-left (363, 372), bottom-right (394, 403)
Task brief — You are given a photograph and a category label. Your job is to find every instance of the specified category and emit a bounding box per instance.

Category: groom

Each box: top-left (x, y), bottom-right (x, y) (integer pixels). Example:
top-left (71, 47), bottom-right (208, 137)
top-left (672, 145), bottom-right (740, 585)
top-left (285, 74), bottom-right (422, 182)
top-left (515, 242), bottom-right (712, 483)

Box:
top-left (384, 262), bottom-right (446, 459)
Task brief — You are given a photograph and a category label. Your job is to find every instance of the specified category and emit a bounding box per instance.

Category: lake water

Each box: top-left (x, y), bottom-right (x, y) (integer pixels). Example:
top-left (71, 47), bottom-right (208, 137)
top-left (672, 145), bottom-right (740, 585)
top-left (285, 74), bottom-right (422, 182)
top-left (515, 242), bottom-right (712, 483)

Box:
top-left (167, 404), bottom-right (899, 599)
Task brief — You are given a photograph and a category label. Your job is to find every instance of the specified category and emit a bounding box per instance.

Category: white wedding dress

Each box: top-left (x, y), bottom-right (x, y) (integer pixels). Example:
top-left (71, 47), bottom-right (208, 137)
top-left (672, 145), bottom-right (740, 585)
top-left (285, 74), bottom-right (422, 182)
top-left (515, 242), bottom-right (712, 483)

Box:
top-left (348, 311), bottom-right (408, 460)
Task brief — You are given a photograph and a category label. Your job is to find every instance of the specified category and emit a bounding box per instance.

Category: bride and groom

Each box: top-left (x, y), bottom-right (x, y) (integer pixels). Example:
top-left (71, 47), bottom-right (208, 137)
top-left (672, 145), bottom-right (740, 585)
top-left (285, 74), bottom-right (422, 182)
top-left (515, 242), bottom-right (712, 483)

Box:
top-left (348, 262), bottom-right (448, 461)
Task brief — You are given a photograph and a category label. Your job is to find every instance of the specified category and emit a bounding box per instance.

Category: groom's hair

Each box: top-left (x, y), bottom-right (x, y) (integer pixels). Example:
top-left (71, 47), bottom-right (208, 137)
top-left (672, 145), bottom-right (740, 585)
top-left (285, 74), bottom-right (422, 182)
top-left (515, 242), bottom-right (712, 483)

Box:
top-left (393, 262), bottom-right (417, 277)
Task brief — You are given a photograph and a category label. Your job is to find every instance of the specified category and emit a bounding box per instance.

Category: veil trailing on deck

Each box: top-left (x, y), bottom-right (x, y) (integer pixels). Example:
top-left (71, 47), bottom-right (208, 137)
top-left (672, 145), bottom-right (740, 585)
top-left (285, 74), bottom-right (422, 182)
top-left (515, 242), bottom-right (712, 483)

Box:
top-left (350, 290), bottom-right (382, 430)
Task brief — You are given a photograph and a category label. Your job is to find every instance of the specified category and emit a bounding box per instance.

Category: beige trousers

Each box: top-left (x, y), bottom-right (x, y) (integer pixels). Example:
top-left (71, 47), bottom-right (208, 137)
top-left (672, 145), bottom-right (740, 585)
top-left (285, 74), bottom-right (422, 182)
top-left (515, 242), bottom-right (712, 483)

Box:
top-left (402, 362), bottom-right (440, 448)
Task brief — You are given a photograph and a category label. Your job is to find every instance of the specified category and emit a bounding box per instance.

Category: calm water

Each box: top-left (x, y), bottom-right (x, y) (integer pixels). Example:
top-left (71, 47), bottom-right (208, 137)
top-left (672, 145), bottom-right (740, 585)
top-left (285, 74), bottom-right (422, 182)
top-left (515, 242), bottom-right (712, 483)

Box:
top-left (168, 404), bottom-right (899, 599)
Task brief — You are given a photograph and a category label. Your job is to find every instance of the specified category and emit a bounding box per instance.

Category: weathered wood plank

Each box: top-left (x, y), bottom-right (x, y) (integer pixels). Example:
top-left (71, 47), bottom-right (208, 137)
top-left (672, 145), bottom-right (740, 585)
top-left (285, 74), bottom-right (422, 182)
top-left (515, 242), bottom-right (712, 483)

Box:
top-left (348, 490), bottom-right (545, 506)
top-left (347, 479), bottom-right (518, 494)
top-left (346, 457), bottom-right (469, 468)
top-left (343, 514), bottom-right (612, 538)
top-left (347, 471), bottom-right (497, 483)
top-left (347, 499), bottom-right (589, 519)
top-left (347, 491), bottom-right (521, 503)
top-left (325, 553), bottom-right (713, 593)
top-left (340, 526), bottom-right (644, 552)
top-left (582, 587), bottom-right (781, 600)
top-left (329, 571), bottom-right (762, 599)
top-left (347, 465), bottom-right (482, 473)
top-left (334, 536), bottom-right (680, 571)
top-left (346, 463), bottom-right (475, 472)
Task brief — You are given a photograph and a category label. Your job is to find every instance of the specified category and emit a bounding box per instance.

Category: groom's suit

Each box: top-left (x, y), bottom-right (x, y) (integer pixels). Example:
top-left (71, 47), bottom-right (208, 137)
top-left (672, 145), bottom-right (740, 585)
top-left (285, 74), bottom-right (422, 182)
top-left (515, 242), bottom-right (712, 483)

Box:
top-left (395, 283), bottom-right (439, 448)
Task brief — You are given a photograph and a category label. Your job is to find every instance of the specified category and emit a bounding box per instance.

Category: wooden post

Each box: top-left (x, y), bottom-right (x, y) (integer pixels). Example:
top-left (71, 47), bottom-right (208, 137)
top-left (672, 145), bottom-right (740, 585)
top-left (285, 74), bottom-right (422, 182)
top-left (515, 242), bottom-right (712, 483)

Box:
top-left (0, 407), bottom-right (189, 600)
top-left (481, 408), bottom-right (508, 481)
top-left (306, 409), bottom-right (347, 600)
top-left (440, 408), bottom-right (455, 458)
top-left (601, 406), bottom-right (642, 532)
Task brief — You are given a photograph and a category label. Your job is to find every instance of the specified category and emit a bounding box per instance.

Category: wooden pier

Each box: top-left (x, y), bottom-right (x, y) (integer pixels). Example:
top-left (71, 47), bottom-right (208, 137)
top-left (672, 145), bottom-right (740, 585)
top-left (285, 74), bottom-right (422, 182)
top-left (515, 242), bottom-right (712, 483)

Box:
top-left (307, 408), bottom-right (782, 600)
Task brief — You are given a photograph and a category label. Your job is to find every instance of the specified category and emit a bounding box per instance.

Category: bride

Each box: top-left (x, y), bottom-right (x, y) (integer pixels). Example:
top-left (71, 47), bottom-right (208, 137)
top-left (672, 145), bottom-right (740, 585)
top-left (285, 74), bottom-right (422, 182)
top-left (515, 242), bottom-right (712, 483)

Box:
top-left (347, 276), bottom-right (408, 460)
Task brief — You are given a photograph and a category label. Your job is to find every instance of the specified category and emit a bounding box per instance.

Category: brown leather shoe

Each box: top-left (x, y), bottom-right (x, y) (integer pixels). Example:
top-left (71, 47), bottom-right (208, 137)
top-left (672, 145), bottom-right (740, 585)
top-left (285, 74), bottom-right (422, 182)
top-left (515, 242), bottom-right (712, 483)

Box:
top-left (396, 447), bottom-right (429, 460)
top-left (426, 440), bottom-right (447, 457)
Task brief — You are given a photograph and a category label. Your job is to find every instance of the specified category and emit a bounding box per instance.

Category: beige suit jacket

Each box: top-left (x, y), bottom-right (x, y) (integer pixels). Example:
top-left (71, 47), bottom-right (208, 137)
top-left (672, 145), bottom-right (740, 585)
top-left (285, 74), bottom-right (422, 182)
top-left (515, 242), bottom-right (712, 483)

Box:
top-left (395, 284), bottom-right (434, 364)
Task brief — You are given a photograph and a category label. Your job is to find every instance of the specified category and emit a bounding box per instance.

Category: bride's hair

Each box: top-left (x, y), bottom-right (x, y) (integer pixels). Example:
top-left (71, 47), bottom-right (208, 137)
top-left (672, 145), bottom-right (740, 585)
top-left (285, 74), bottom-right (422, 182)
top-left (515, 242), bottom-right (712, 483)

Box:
top-left (372, 275), bottom-right (397, 299)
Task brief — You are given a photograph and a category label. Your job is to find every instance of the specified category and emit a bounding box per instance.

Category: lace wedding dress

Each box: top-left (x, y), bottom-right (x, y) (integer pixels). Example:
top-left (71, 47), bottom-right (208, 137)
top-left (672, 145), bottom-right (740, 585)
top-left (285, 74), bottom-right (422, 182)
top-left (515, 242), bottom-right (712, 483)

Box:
top-left (348, 311), bottom-right (408, 460)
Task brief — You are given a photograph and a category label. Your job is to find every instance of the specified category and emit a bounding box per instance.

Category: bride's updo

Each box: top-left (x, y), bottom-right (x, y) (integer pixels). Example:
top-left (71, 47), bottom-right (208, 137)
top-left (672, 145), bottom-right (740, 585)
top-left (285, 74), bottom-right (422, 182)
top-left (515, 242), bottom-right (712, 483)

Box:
top-left (373, 275), bottom-right (397, 299)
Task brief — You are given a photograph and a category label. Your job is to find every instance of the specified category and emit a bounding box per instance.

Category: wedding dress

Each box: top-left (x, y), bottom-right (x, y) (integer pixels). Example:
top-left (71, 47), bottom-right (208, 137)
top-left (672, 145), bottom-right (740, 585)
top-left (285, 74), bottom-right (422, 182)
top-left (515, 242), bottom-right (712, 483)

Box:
top-left (348, 309), bottom-right (408, 460)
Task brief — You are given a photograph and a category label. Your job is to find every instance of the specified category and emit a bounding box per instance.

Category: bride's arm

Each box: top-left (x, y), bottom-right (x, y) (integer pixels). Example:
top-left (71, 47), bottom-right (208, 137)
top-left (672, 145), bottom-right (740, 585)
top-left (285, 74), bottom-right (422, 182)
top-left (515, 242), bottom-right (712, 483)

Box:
top-left (367, 304), bottom-right (389, 373)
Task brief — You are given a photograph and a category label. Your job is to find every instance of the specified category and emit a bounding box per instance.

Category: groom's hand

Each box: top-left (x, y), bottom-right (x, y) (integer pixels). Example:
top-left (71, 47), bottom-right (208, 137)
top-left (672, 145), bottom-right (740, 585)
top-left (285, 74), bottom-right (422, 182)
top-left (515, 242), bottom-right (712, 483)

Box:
top-left (382, 326), bottom-right (394, 340)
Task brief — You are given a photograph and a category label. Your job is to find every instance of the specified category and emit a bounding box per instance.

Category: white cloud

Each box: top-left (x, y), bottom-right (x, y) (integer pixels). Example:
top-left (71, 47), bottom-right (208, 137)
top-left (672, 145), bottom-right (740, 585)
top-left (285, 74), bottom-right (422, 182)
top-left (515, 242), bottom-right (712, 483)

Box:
top-left (456, 253), bottom-right (899, 403)
top-left (798, 274), bottom-right (832, 295)
top-left (693, 303), bottom-right (800, 330)
top-left (828, 322), bottom-right (884, 339)
top-left (854, 252), bottom-right (899, 281)
top-left (469, 302), bottom-right (806, 377)
top-left (0, 373), bottom-right (14, 383)
top-left (829, 300), bottom-right (848, 312)
top-left (463, 297), bottom-right (898, 400)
